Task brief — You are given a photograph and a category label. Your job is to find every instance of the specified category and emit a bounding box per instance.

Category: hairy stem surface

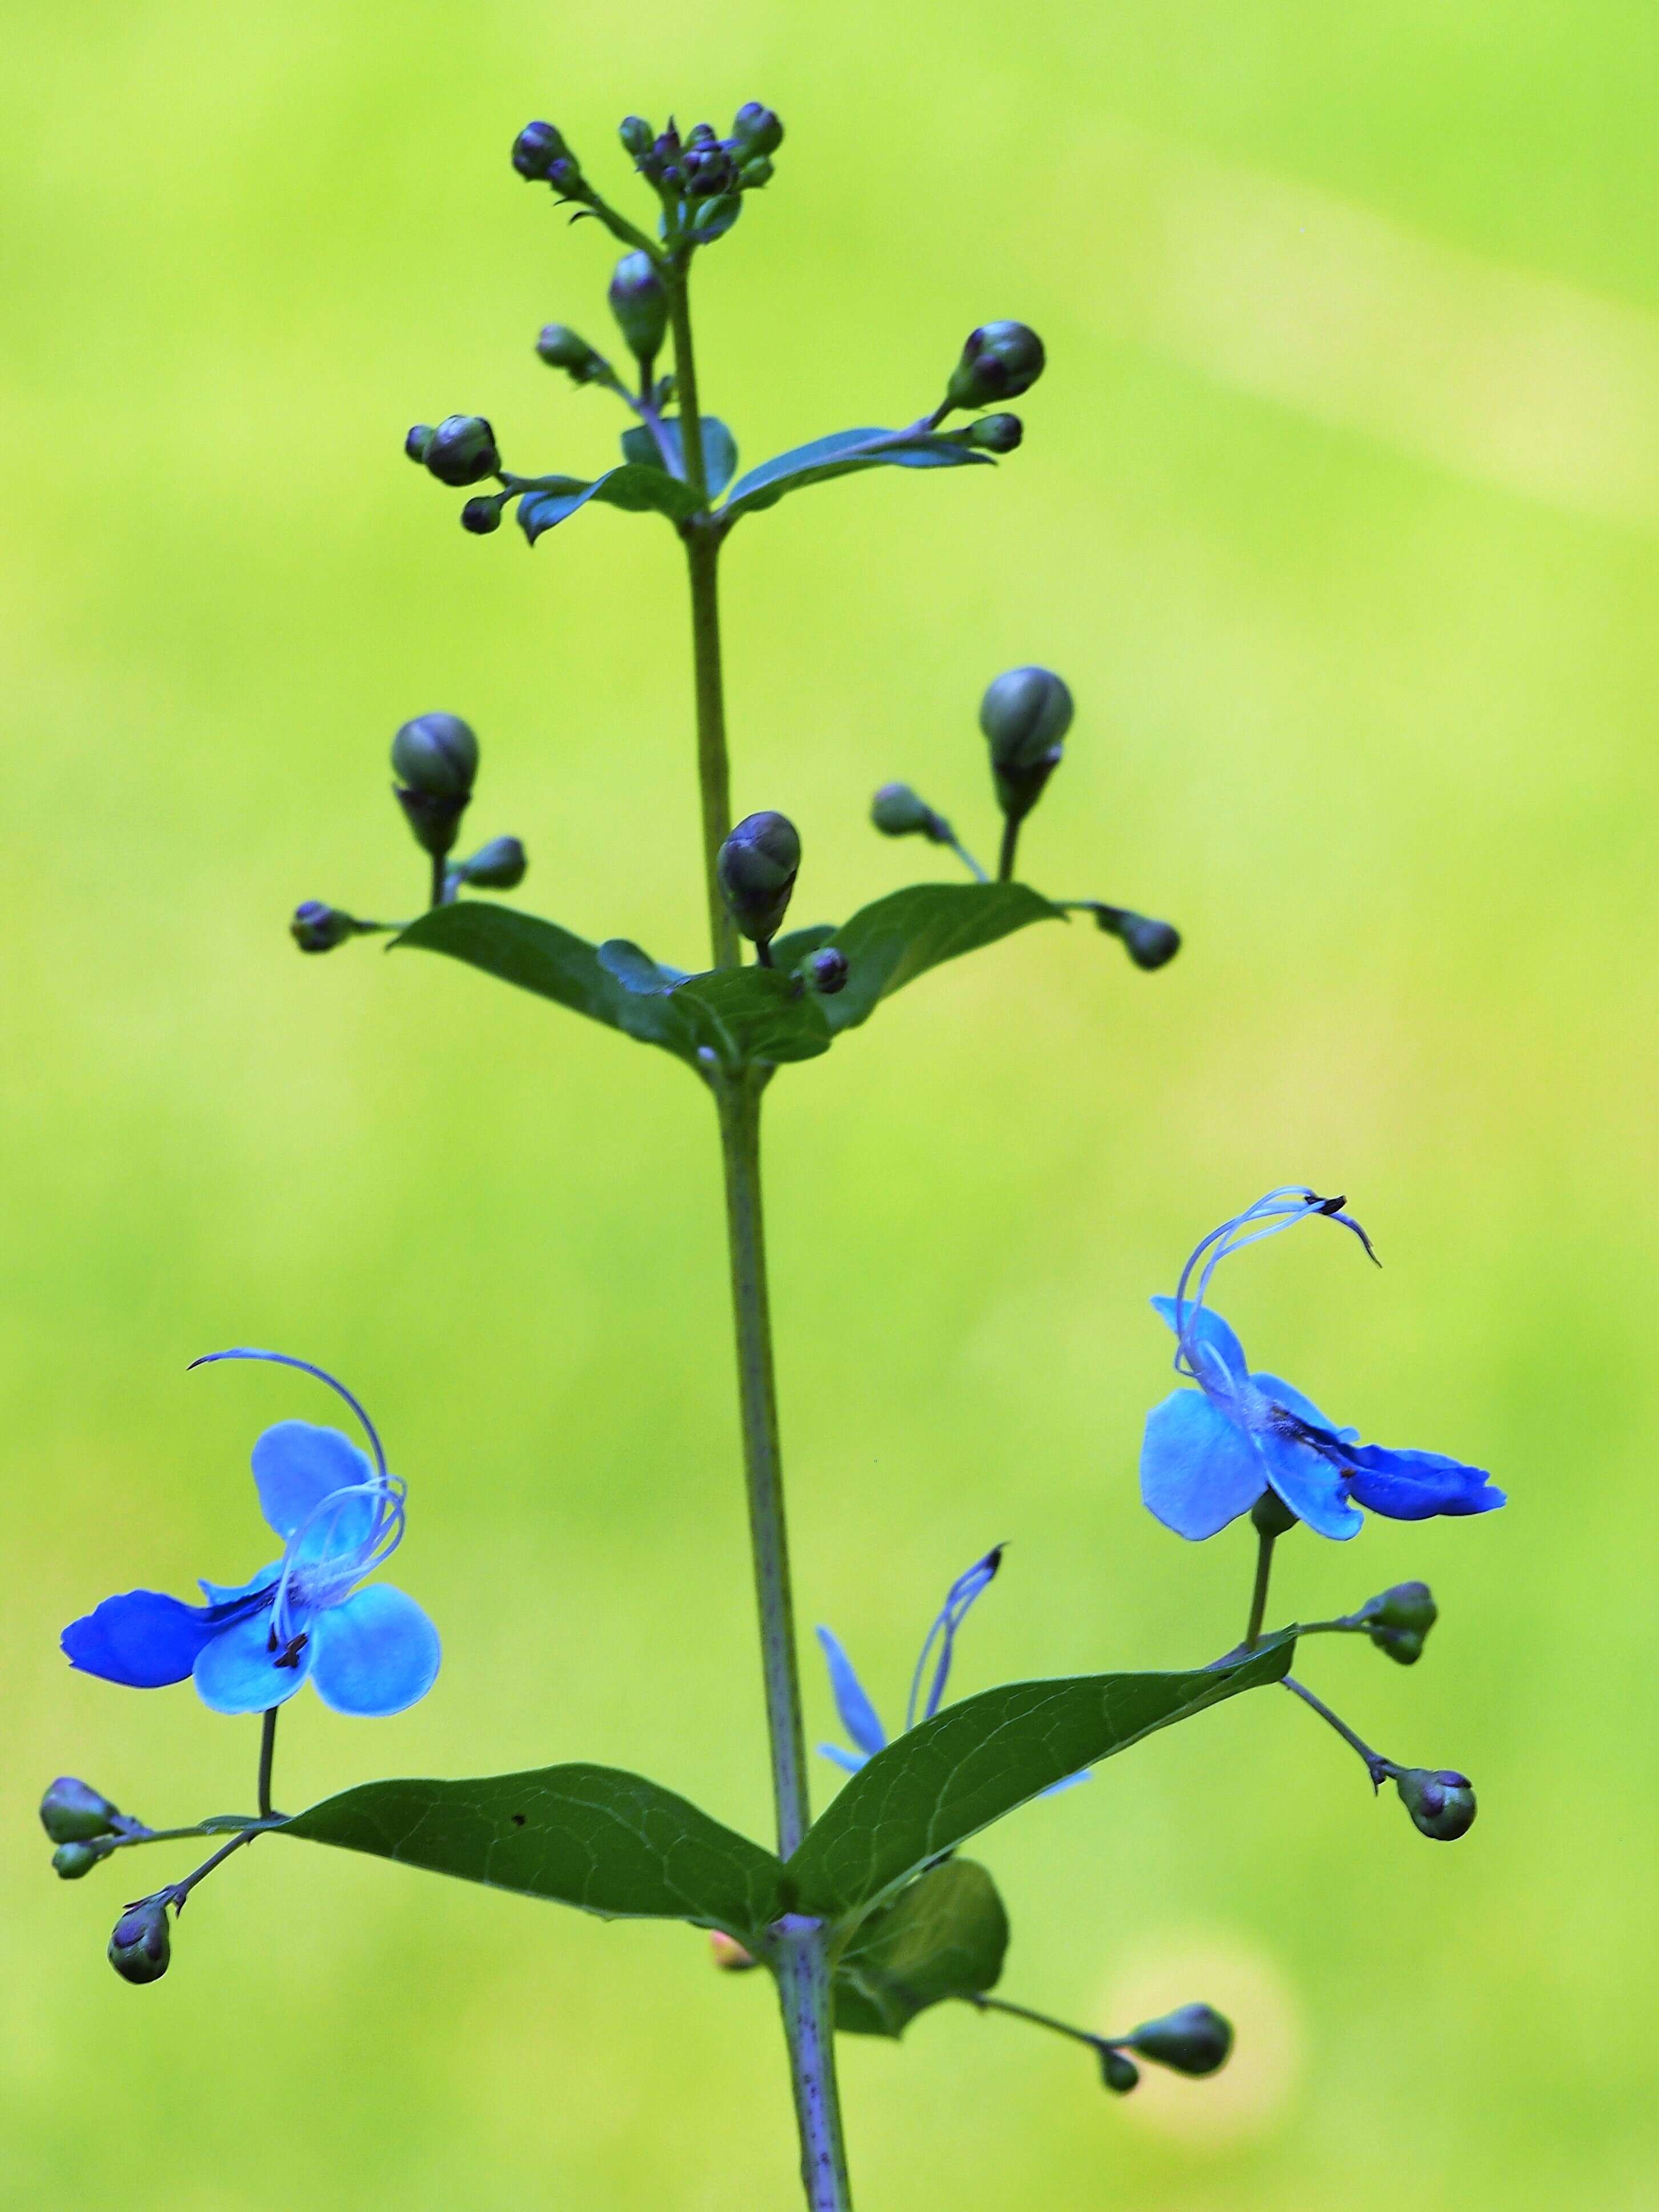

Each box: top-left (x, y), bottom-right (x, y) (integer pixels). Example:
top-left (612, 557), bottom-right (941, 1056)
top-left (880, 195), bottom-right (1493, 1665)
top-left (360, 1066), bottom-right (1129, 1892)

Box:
top-left (675, 267), bottom-right (853, 2210)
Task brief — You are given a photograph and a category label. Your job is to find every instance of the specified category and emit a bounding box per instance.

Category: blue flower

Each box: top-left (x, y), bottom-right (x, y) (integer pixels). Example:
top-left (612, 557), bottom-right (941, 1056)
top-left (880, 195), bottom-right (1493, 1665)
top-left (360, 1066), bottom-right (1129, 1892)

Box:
top-left (816, 1546), bottom-right (1087, 1792)
top-left (1140, 1188), bottom-right (1505, 1542)
top-left (62, 1352), bottom-right (440, 1718)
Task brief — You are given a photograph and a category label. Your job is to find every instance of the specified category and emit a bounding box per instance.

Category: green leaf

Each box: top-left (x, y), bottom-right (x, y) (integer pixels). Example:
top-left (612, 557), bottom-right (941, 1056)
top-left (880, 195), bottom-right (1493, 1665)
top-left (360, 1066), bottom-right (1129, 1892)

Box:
top-left (671, 965), bottom-right (832, 1067)
top-left (721, 427), bottom-right (993, 524)
top-left (282, 1762), bottom-right (784, 1948)
top-left (393, 903), bottom-right (702, 1060)
top-left (516, 462), bottom-right (704, 541)
top-left (788, 1638), bottom-right (1296, 1919)
top-left (620, 418), bottom-right (738, 497)
top-left (832, 1858), bottom-right (1008, 2038)
top-left (820, 881), bottom-right (1065, 1035)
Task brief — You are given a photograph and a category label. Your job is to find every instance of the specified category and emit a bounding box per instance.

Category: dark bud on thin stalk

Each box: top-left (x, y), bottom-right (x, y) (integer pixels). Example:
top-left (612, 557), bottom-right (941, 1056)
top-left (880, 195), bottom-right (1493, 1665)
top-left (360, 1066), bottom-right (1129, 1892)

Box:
top-left (109, 1900), bottom-right (171, 1985)
top-left (1363, 1581), bottom-right (1437, 1666)
top-left (717, 811), bottom-right (801, 948)
top-left (870, 782), bottom-right (951, 842)
top-left (807, 947), bottom-right (848, 996)
top-left (731, 102), bottom-right (784, 157)
top-left (392, 712), bottom-right (477, 861)
top-left (403, 423), bottom-right (434, 464)
top-left (607, 253), bottom-right (668, 367)
top-left (619, 115), bottom-right (654, 159)
top-left (961, 412), bottom-right (1024, 452)
top-left (1114, 912), bottom-right (1182, 971)
top-left (40, 1777), bottom-right (122, 1844)
top-left (1395, 1767), bottom-right (1477, 1841)
top-left (981, 664), bottom-right (1072, 825)
top-left (946, 321), bottom-right (1046, 411)
top-left (535, 324), bottom-right (611, 383)
top-left (1125, 2003), bottom-right (1234, 2077)
top-left (1097, 2046), bottom-right (1140, 2094)
top-left (422, 415), bottom-right (499, 487)
top-left (511, 119), bottom-right (568, 181)
top-left (290, 901), bottom-right (361, 954)
top-left (53, 1841), bottom-right (106, 1880)
top-left (453, 835), bottom-right (527, 890)
top-left (460, 495), bottom-right (503, 536)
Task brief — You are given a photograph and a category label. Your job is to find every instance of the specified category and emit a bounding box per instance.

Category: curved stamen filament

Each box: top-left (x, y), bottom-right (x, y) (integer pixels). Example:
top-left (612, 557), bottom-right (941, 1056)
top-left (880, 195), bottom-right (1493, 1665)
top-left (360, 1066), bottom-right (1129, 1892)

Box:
top-left (270, 1476), bottom-right (406, 1645)
top-left (1171, 1188), bottom-right (1376, 1379)
top-left (189, 1348), bottom-right (391, 1480)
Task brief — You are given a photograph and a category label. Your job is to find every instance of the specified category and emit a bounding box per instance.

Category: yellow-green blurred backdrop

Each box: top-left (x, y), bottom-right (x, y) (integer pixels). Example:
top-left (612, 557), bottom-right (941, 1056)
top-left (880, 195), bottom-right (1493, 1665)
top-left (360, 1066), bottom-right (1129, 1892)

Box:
top-left (4, 3), bottom-right (1655, 2206)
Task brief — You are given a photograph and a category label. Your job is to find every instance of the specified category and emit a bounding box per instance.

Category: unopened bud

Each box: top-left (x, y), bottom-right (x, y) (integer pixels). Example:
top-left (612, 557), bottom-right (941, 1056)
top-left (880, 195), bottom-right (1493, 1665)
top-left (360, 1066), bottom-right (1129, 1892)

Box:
top-left (1364, 1581), bottom-right (1437, 1666)
top-left (1251, 1487), bottom-right (1299, 1538)
top-left (1098, 2046), bottom-right (1140, 2094)
top-left (732, 102), bottom-right (784, 157)
top-left (455, 835), bottom-right (527, 889)
top-left (512, 119), bottom-right (568, 181)
top-left (1395, 1766), bottom-right (1476, 1842)
top-left (962, 412), bottom-right (1023, 452)
top-left (1126, 2002), bottom-right (1233, 2077)
top-left (392, 712), bottom-right (478, 799)
top-left (869, 782), bottom-right (945, 840)
top-left (619, 115), bottom-right (654, 159)
top-left (718, 811), bottom-right (800, 945)
top-left (709, 1930), bottom-right (759, 1971)
top-left (403, 423), bottom-right (434, 464)
top-left (41, 1777), bottom-right (121, 1844)
top-left (807, 947), bottom-right (848, 996)
top-left (946, 321), bottom-right (1046, 411)
top-left (290, 900), bottom-right (359, 953)
top-left (109, 1899), bottom-right (170, 1985)
top-left (738, 155), bottom-right (775, 190)
top-left (608, 253), bottom-right (668, 366)
top-left (980, 666), bottom-right (1073, 772)
top-left (1116, 913), bottom-right (1181, 971)
top-left (423, 414), bottom-right (500, 487)
top-left (535, 324), bottom-right (610, 383)
top-left (53, 1841), bottom-right (105, 1880)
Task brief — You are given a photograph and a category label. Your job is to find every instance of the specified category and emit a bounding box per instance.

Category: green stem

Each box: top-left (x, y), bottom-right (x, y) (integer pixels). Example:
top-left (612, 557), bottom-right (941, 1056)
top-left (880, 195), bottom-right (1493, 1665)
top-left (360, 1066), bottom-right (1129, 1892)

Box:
top-left (258, 1708), bottom-right (278, 1821)
top-left (1284, 1675), bottom-right (1391, 1785)
top-left (1244, 1529), bottom-right (1276, 1651)
top-left (673, 264), bottom-right (853, 2210)
top-left (996, 816), bottom-right (1020, 883)
top-left (968, 1991), bottom-right (1107, 2053)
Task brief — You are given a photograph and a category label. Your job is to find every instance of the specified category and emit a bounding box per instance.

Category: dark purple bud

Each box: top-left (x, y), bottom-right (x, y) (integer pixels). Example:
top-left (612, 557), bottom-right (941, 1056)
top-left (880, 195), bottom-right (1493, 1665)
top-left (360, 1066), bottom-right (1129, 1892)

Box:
top-left (392, 711), bottom-right (478, 799)
top-left (963, 411), bottom-right (1023, 452)
top-left (423, 415), bottom-right (499, 487)
top-left (608, 253), bottom-right (668, 364)
top-left (403, 423), bottom-right (435, 464)
top-left (619, 115), bottom-right (654, 158)
top-left (512, 120), bottom-right (567, 181)
top-left (460, 496), bottom-right (502, 535)
top-left (1098, 2046), bottom-right (1140, 2094)
top-left (1126, 2003), bottom-right (1233, 2076)
top-left (290, 901), bottom-right (359, 954)
top-left (807, 947), bottom-right (848, 995)
top-left (109, 1899), bottom-right (170, 1985)
top-left (947, 320), bottom-right (1047, 410)
top-left (732, 102), bottom-right (784, 157)
top-left (718, 811), bottom-right (801, 944)
top-left (1396, 1767), bottom-right (1477, 1841)
top-left (454, 835), bottom-right (527, 890)
top-left (41, 1777), bottom-right (122, 1844)
top-left (1116, 913), bottom-right (1181, 971)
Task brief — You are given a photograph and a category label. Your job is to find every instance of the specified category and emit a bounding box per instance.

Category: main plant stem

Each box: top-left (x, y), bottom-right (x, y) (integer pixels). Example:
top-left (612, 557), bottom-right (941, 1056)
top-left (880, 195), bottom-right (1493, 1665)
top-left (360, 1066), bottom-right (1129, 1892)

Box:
top-left (671, 261), bottom-right (853, 2212)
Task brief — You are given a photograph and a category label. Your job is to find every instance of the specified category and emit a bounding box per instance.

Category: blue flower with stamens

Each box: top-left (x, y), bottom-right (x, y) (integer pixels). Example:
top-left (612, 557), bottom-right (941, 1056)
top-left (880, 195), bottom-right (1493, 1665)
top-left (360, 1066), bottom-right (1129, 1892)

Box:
top-left (1140, 1188), bottom-right (1505, 1542)
top-left (816, 1546), bottom-right (1086, 1791)
top-left (61, 1352), bottom-right (440, 1717)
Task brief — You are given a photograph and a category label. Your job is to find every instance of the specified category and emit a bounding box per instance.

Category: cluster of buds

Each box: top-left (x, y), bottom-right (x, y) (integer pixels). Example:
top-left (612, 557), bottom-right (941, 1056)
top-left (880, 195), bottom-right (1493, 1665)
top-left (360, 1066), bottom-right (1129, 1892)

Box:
top-left (623, 104), bottom-right (783, 200)
top-left (40, 1776), bottom-right (137, 1880)
top-left (510, 119), bottom-right (584, 197)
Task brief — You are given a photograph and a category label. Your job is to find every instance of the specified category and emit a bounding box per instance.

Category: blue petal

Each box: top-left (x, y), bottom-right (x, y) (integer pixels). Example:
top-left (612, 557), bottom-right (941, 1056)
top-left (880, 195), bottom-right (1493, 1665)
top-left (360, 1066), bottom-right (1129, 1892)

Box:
top-left (251, 1421), bottom-right (376, 1546)
top-left (308, 1584), bottom-right (440, 1716)
top-left (817, 1742), bottom-right (868, 1774)
top-left (199, 1562), bottom-right (282, 1605)
top-left (193, 1608), bottom-right (312, 1713)
top-left (1252, 1422), bottom-right (1364, 1540)
top-left (1140, 1389), bottom-right (1266, 1539)
top-left (62, 1589), bottom-right (227, 1688)
top-left (1040, 1769), bottom-right (1092, 1796)
top-left (1251, 1373), bottom-right (1360, 1444)
top-left (1151, 1297), bottom-right (1249, 1393)
top-left (1346, 1444), bottom-right (1505, 1521)
top-left (815, 1626), bottom-right (887, 1754)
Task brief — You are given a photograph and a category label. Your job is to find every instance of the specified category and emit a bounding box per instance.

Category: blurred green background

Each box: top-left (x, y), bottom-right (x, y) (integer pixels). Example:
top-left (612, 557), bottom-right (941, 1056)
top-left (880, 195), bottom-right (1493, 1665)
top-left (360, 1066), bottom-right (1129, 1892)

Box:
top-left (3, 2), bottom-right (1655, 2206)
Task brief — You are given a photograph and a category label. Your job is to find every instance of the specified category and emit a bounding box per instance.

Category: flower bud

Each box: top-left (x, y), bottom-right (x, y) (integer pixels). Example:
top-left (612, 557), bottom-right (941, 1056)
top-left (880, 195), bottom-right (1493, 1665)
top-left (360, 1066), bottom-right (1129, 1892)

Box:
top-left (1097, 2046), bottom-right (1140, 2094)
top-left (512, 120), bottom-right (567, 181)
top-left (738, 156), bottom-right (775, 190)
top-left (1116, 913), bottom-right (1181, 971)
top-left (718, 811), bottom-right (800, 945)
top-left (1365, 1581), bottom-right (1437, 1666)
top-left (41, 1777), bottom-right (121, 1844)
top-left (946, 321), bottom-right (1046, 411)
top-left (290, 900), bottom-right (359, 953)
top-left (807, 947), bottom-right (848, 996)
top-left (403, 423), bottom-right (434, 464)
top-left (535, 324), bottom-right (610, 383)
top-left (619, 115), bottom-right (654, 159)
top-left (460, 496), bottom-right (503, 536)
top-left (732, 103), bottom-right (784, 157)
top-left (455, 835), bottom-right (527, 889)
top-left (1395, 1767), bottom-right (1476, 1841)
top-left (1251, 1486), bottom-right (1300, 1537)
top-left (709, 1930), bottom-right (760, 1971)
top-left (962, 412), bottom-right (1023, 452)
top-left (109, 1900), bottom-right (170, 1985)
top-left (1126, 2002), bottom-right (1233, 2077)
top-left (608, 253), bottom-right (668, 366)
top-left (980, 666), bottom-right (1073, 772)
top-left (392, 712), bottom-right (478, 799)
top-left (869, 782), bottom-right (944, 840)
top-left (682, 143), bottom-right (738, 198)
top-left (53, 1841), bottom-right (106, 1880)
top-left (423, 414), bottom-right (500, 487)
